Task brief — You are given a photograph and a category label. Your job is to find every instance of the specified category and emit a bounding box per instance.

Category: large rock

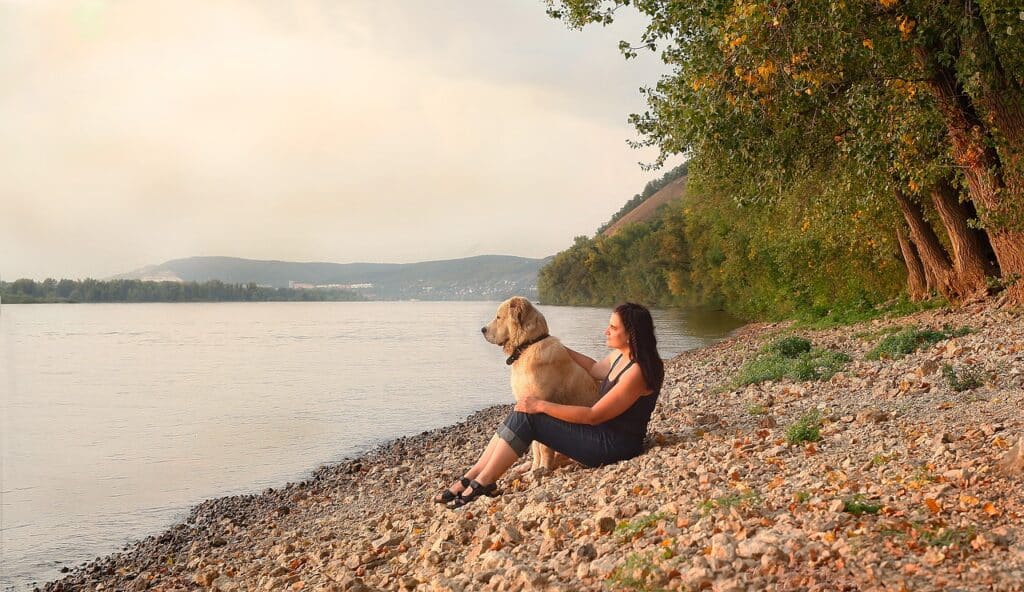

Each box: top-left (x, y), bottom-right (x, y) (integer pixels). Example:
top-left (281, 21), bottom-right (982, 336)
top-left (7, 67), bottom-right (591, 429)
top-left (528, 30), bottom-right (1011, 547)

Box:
top-left (998, 438), bottom-right (1024, 475)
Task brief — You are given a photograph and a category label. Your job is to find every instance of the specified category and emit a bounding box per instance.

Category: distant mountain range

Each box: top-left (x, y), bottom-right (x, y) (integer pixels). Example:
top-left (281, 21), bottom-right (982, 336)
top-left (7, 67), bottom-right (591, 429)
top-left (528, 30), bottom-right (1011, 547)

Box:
top-left (111, 255), bottom-right (548, 301)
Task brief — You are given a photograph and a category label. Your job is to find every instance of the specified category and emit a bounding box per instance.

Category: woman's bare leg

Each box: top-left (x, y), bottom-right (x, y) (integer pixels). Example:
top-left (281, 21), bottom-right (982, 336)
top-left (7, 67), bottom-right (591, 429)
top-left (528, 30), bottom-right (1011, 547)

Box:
top-left (461, 438), bottom-right (519, 497)
top-left (435, 435), bottom-right (505, 501)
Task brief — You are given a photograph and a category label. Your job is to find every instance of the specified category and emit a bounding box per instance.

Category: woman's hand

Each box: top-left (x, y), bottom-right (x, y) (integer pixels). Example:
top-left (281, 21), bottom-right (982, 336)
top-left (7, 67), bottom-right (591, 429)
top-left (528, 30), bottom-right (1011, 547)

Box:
top-left (515, 396), bottom-right (545, 414)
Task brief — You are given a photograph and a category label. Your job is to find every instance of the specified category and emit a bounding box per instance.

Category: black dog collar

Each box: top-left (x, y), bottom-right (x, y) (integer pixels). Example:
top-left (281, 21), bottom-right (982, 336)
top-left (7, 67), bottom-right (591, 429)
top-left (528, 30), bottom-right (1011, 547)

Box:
top-left (506, 334), bottom-right (550, 365)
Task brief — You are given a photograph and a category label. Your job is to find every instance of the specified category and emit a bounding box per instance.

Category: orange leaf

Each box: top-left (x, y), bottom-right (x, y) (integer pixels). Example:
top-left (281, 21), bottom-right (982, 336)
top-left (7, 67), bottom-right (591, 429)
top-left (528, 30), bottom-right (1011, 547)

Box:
top-left (925, 498), bottom-right (941, 514)
top-left (959, 495), bottom-right (980, 507)
top-left (983, 502), bottom-right (1000, 516)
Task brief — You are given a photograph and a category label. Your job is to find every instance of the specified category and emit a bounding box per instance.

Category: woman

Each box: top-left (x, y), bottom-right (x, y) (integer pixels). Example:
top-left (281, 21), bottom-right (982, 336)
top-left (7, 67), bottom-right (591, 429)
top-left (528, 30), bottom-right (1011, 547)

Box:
top-left (434, 302), bottom-right (664, 508)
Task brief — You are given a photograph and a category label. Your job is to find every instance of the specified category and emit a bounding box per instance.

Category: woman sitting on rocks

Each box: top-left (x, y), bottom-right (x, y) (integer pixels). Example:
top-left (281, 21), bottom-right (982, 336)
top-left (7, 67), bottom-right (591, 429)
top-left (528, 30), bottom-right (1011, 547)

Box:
top-left (434, 302), bottom-right (664, 508)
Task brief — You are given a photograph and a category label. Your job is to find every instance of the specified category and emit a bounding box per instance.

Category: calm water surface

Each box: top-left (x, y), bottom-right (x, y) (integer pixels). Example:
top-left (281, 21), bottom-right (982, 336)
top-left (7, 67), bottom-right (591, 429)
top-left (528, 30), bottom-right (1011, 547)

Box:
top-left (0, 301), bottom-right (742, 590)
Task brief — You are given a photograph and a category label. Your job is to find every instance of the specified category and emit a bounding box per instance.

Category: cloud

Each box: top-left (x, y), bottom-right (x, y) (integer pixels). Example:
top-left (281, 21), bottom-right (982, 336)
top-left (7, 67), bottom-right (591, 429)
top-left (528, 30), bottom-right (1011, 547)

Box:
top-left (0, 0), bottom-right (674, 279)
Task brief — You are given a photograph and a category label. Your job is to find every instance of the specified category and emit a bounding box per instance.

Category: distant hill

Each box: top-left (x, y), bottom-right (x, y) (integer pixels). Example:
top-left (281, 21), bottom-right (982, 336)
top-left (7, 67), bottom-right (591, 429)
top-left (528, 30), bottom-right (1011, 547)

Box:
top-left (601, 175), bottom-right (688, 237)
top-left (112, 255), bottom-right (547, 301)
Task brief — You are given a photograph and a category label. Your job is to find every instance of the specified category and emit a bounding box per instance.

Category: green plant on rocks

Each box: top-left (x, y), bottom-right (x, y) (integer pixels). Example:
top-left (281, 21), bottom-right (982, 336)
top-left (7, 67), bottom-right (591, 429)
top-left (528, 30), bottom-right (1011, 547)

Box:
top-left (865, 325), bottom-right (973, 360)
top-left (843, 494), bottom-right (882, 516)
top-left (614, 512), bottom-right (668, 540)
top-left (921, 525), bottom-right (976, 548)
top-left (699, 489), bottom-right (762, 515)
top-left (785, 410), bottom-right (822, 445)
top-left (733, 337), bottom-right (850, 386)
top-left (942, 363), bottom-right (985, 392)
top-left (607, 551), bottom-right (670, 592)
top-left (762, 336), bottom-right (812, 357)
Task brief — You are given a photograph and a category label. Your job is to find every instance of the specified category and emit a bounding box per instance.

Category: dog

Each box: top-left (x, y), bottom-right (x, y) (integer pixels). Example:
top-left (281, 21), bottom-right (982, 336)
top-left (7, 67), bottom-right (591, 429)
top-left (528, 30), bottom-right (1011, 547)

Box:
top-left (481, 296), bottom-right (601, 470)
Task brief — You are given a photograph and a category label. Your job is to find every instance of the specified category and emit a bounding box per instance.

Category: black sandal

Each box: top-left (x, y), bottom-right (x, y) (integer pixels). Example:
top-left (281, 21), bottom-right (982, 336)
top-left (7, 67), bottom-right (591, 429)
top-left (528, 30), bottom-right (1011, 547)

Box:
top-left (448, 480), bottom-right (499, 508)
top-left (433, 476), bottom-right (472, 504)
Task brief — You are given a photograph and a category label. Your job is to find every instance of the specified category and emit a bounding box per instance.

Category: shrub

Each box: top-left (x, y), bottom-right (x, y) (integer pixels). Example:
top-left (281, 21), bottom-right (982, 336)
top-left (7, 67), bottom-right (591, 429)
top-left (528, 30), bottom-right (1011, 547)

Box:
top-left (734, 347), bottom-right (851, 386)
top-left (762, 336), bottom-right (812, 357)
top-left (785, 410), bottom-right (822, 444)
top-left (843, 494), bottom-right (882, 515)
top-left (699, 490), bottom-right (761, 515)
top-left (614, 512), bottom-right (668, 539)
top-left (866, 325), bottom-right (972, 360)
top-left (942, 363), bottom-right (985, 392)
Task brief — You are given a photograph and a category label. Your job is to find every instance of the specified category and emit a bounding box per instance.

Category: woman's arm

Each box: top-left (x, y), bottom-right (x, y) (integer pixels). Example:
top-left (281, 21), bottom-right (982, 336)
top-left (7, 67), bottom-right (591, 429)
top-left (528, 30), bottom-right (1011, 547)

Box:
top-left (515, 365), bottom-right (649, 425)
top-left (565, 347), bottom-right (609, 380)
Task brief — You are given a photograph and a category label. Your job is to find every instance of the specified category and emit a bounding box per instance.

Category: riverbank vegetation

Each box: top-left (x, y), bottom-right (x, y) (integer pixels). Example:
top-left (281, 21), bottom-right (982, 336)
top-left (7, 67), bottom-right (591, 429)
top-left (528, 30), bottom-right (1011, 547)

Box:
top-left (540, 0), bottom-right (1024, 320)
top-left (0, 278), bottom-right (365, 304)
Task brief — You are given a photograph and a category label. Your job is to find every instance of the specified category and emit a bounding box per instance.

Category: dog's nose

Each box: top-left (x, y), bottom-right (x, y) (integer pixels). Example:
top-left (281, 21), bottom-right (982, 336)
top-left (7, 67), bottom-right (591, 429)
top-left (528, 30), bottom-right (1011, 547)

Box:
top-left (480, 326), bottom-right (487, 334)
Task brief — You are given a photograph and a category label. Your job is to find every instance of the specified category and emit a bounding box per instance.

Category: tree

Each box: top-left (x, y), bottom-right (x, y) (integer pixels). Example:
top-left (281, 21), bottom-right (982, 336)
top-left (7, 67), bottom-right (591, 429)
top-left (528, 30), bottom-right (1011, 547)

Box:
top-left (546, 0), bottom-right (1024, 304)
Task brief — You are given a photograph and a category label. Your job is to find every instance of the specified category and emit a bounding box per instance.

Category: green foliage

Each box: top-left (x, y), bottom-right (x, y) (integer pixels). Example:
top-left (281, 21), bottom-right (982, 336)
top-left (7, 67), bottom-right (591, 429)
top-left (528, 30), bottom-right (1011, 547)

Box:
top-left (596, 162), bottom-right (689, 235)
top-left (865, 325), bottom-right (972, 360)
top-left (542, 0), bottom-right (1024, 314)
top-left (0, 278), bottom-right (365, 304)
top-left (762, 336), bottom-right (812, 357)
top-left (699, 490), bottom-right (762, 516)
top-left (607, 552), bottom-right (669, 592)
top-left (538, 204), bottom-right (691, 307)
top-left (734, 338), bottom-right (850, 387)
top-left (615, 512), bottom-right (668, 539)
top-left (785, 410), bottom-right (822, 445)
top-left (796, 297), bottom-right (948, 330)
top-left (921, 526), bottom-right (976, 548)
top-left (843, 494), bottom-right (883, 516)
top-left (746, 404), bottom-right (767, 416)
top-left (942, 364), bottom-right (985, 392)
top-left (539, 172), bottom-right (907, 319)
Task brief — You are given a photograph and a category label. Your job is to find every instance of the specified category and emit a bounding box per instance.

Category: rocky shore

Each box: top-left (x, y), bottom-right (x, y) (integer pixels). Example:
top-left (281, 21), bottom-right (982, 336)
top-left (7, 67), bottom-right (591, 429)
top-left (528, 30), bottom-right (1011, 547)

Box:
top-left (45, 303), bottom-right (1024, 592)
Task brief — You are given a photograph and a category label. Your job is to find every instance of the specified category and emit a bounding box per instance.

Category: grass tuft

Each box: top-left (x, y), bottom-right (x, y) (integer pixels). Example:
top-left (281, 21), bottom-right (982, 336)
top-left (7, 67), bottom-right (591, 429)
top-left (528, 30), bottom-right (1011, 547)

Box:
top-left (942, 363), bottom-right (985, 392)
top-left (614, 512), bottom-right (668, 539)
top-left (865, 324), bottom-right (972, 360)
top-left (843, 494), bottom-right (883, 515)
top-left (761, 336), bottom-right (812, 357)
top-left (734, 344), bottom-right (850, 387)
top-left (699, 490), bottom-right (762, 515)
top-left (785, 410), bottom-right (822, 445)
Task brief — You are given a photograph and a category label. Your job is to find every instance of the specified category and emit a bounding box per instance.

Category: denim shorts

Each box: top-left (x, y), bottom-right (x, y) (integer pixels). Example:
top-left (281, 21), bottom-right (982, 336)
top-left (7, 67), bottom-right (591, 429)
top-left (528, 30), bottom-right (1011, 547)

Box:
top-left (496, 411), bottom-right (644, 468)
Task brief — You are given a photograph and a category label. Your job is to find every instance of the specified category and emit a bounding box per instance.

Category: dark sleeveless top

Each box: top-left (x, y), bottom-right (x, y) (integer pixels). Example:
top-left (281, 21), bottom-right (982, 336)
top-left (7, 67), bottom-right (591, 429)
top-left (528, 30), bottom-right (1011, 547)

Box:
top-left (599, 354), bottom-right (659, 437)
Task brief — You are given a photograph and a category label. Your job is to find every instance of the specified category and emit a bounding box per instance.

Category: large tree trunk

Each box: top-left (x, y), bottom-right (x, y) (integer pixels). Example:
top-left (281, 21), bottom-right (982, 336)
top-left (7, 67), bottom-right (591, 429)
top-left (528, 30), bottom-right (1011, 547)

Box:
top-left (916, 44), bottom-right (1024, 304)
top-left (896, 226), bottom-right (929, 301)
top-left (962, 1), bottom-right (1024, 188)
top-left (929, 179), bottom-right (995, 298)
top-left (894, 190), bottom-right (958, 301)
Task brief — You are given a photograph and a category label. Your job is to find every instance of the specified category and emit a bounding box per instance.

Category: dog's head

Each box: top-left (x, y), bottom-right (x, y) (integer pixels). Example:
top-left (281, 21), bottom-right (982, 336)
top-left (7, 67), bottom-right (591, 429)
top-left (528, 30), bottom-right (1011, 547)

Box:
top-left (481, 296), bottom-right (549, 356)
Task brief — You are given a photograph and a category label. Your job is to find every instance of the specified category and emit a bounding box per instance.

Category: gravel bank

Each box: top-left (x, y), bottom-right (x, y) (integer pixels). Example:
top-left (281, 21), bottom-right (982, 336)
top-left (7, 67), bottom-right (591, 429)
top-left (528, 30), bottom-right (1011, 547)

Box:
top-left (44, 303), bottom-right (1024, 591)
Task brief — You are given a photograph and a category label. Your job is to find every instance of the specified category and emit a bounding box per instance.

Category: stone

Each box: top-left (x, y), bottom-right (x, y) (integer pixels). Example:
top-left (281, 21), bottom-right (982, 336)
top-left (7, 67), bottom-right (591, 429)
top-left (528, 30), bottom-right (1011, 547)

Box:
top-left (194, 569), bottom-right (219, 587)
top-left (998, 438), bottom-right (1024, 475)
top-left (710, 533), bottom-right (736, 562)
top-left (371, 532), bottom-right (403, 551)
top-left (576, 543), bottom-right (597, 562)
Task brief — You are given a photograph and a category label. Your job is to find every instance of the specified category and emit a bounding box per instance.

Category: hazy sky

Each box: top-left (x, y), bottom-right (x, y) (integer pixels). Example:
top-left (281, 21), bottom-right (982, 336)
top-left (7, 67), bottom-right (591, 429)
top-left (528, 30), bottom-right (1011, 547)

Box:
top-left (1, 0), bottom-right (677, 280)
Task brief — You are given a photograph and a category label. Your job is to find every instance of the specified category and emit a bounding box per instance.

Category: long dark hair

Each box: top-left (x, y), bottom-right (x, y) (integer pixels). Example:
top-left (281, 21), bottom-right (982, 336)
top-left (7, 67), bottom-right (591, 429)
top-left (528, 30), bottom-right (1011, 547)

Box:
top-left (614, 302), bottom-right (664, 392)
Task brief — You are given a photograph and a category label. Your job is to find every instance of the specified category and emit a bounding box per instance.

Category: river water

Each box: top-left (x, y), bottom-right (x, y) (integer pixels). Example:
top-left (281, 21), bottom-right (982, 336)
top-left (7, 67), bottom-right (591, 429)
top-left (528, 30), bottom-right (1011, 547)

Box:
top-left (0, 301), bottom-right (742, 590)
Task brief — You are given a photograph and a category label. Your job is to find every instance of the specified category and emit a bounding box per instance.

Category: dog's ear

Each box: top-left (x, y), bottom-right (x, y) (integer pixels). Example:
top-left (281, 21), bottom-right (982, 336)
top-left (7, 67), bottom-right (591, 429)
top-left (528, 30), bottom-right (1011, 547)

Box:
top-left (505, 297), bottom-right (529, 353)
top-left (508, 297), bottom-right (527, 323)
top-left (519, 300), bottom-right (548, 341)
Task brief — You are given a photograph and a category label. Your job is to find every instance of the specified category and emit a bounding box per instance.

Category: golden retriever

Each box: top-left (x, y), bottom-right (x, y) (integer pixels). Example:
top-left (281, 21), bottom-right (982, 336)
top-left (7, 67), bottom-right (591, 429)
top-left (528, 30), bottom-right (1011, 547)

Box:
top-left (481, 296), bottom-right (601, 469)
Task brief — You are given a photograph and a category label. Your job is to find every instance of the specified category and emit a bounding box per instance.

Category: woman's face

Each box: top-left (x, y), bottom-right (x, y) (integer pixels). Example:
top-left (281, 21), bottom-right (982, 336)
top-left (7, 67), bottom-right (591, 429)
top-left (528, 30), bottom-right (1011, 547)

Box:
top-left (605, 312), bottom-right (628, 350)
